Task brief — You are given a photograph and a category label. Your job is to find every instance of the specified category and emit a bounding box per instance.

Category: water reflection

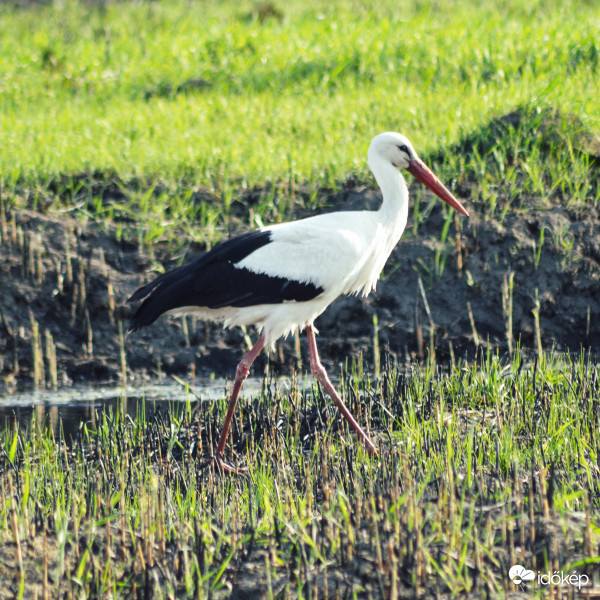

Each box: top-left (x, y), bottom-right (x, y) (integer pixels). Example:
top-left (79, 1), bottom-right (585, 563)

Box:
top-left (0, 377), bottom-right (278, 442)
top-left (0, 398), bottom-right (132, 443)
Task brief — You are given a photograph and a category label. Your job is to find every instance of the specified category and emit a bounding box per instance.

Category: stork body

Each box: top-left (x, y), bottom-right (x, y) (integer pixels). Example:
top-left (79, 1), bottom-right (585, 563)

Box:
top-left (128, 133), bottom-right (469, 470)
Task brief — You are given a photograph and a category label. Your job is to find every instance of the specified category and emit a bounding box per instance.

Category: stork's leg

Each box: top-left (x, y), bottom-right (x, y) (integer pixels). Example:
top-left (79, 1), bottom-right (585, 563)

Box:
top-left (211, 334), bottom-right (266, 472)
top-left (306, 325), bottom-right (378, 455)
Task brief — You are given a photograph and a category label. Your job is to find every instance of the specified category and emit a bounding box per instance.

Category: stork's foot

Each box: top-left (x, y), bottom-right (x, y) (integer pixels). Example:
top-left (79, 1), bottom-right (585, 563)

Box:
top-left (363, 437), bottom-right (379, 456)
top-left (305, 325), bottom-right (380, 458)
top-left (200, 453), bottom-right (248, 474)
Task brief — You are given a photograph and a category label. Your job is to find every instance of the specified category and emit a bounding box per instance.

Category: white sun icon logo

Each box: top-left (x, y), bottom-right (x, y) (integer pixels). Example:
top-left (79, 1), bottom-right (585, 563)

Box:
top-left (509, 565), bottom-right (535, 585)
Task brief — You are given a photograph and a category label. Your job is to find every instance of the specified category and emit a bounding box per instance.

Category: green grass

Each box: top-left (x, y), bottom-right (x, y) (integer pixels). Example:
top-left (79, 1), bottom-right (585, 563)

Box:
top-left (1, 2), bottom-right (600, 596)
top-left (1, 350), bottom-right (599, 597)
top-left (1, 0), bottom-right (599, 247)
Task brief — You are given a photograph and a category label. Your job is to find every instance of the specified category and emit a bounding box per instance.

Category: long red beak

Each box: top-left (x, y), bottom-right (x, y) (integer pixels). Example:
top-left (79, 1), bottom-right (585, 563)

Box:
top-left (407, 158), bottom-right (469, 217)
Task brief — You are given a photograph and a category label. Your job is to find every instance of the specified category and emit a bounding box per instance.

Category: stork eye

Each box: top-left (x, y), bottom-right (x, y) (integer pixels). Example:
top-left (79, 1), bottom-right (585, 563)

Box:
top-left (397, 144), bottom-right (409, 155)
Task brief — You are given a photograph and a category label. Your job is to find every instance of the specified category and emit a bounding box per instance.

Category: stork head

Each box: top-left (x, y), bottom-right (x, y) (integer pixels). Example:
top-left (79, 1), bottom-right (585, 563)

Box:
top-left (369, 132), bottom-right (469, 217)
top-left (368, 132), bottom-right (416, 169)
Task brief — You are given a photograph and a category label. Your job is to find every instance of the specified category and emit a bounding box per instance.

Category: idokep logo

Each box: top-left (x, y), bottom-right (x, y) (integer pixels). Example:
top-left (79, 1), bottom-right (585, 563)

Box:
top-left (509, 564), bottom-right (590, 590)
top-left (508, 565), bottom-right (535, 585)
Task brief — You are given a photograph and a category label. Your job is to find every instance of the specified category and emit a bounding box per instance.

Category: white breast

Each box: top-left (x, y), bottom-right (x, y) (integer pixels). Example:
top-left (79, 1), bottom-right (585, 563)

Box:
top-left (236, 210), bottom-right (399, 298)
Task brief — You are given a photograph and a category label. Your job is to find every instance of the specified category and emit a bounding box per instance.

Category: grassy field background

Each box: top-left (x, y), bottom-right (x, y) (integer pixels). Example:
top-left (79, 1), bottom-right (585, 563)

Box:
top-left (1, 0), bottom-right (599, 242)
top-left (1, 0), bottom-right (600, 597)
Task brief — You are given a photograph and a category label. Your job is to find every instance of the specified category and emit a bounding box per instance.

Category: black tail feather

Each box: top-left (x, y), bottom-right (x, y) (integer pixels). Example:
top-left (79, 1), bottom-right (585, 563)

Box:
top-left (128, 272), bottom-right (195, 332)
top-left (127, 229), bottom-right (323, 332)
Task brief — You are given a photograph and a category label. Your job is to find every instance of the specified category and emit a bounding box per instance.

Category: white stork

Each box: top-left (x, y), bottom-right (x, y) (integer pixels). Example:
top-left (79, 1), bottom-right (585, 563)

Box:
top-left (128, 132), bottom-right (469, 471)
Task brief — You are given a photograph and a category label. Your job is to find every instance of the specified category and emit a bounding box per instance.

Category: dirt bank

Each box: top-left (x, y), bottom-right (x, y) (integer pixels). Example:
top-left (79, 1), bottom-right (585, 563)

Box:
top-left (1, 110), bottom-right (599, 391)
top-left (1, 185), bottom-right (598, 393)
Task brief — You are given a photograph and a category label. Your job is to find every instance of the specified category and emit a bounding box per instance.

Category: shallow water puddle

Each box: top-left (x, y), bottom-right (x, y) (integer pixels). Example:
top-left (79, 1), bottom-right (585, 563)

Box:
top-left (0, 376), bottom-right (300, 440)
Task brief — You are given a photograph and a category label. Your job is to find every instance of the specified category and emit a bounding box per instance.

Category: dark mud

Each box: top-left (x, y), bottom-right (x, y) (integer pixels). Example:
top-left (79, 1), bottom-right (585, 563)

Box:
top-left (1, 188), bottom-right (599, 393)
top-left (1, 110), bottom-right (600, 391)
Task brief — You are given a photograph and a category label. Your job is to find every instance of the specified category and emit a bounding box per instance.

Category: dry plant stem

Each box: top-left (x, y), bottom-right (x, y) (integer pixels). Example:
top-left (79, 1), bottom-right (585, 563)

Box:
top-left (211, 334), bottom-right (266, 472)
top-left (306, 325), bottom-right (378, 455)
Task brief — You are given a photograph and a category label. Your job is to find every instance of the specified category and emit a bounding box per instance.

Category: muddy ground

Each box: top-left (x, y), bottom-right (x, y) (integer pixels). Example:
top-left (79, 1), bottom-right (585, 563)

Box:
top-left (1, 115), bottom-right (599, 392)
top-left (1, 187), bottom-right (599, 393)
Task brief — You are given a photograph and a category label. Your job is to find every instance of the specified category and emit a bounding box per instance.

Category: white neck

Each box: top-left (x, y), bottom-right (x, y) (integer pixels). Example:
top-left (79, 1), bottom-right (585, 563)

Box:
top-left (368, 151), bottom-right (409, 241)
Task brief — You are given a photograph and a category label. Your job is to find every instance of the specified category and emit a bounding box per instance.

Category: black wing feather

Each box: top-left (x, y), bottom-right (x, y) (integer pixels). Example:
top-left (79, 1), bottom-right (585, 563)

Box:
top-left (128, 230), bottom-right (323, 331)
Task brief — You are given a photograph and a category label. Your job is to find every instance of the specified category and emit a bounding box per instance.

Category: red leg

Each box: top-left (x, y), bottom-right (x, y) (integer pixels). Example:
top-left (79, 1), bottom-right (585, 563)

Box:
top-left (306, 325), bottom-right (378, 455)
top-left (211, 334), bottom-right (266, 472)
